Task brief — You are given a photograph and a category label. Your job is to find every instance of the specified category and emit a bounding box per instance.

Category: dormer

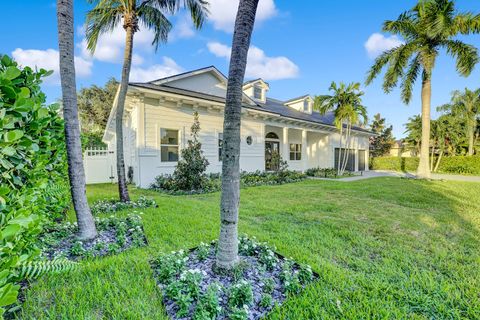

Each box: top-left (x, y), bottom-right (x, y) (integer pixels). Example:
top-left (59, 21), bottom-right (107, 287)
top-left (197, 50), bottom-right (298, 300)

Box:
top-left (243, 79), bottom-right (269, 103)
top-left (284, 95), bottom-right (313, 114)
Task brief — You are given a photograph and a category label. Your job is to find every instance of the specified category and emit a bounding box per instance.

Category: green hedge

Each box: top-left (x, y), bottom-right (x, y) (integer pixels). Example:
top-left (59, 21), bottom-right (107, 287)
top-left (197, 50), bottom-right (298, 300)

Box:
top-left (370, 156), bottom-right (480, 175)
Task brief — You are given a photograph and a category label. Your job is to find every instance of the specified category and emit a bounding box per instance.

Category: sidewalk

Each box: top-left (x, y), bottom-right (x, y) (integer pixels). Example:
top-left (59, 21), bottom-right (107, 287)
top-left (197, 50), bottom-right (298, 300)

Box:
top-left (309, 170), bottom-right (480, 182)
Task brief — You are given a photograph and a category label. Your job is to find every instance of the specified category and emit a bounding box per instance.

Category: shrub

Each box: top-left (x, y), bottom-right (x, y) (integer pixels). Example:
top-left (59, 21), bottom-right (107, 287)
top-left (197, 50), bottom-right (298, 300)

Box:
top-left (172, 111), bottom-right (210, 191)
top-left (90, 196), bottom-right (156, 214)
top-left (0, 54), bottom-right (68, 316)
top-left (369, 156), bottom-right (480, 175)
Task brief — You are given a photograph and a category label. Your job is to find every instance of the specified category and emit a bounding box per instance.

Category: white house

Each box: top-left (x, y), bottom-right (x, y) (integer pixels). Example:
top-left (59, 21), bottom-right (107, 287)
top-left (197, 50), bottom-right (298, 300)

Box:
top-left (102, 66), bottom-right (373, 188)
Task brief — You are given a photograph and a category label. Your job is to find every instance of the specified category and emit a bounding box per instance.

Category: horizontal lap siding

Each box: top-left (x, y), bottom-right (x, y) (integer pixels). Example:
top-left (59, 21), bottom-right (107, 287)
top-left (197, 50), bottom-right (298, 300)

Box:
top-left (138, 98), bottom-right (264, 187)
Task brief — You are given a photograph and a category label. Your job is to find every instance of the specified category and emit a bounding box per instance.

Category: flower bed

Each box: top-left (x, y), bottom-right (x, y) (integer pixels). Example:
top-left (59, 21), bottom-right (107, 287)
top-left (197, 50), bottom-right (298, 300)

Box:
top-left (38, 214), bottom-right (147, 260)
top-left (151, 236), bottom-right (317, 319)
top-left (305, 167), bottom-right (356, 178)
top-left (91, 196), bottom-right (157, 214)
top-left (150, 171), bottom-right (307, 195)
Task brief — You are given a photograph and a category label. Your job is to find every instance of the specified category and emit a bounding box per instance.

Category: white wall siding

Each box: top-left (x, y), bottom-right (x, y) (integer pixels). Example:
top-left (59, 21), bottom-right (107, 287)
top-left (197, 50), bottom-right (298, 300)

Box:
top-left (136, 97), bottom-right (265, 188)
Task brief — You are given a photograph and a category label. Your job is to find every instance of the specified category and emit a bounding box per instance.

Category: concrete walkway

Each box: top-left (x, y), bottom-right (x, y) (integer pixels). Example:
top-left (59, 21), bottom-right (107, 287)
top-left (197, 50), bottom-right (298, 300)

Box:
top-left (309, 170), bottom-right (480, 182)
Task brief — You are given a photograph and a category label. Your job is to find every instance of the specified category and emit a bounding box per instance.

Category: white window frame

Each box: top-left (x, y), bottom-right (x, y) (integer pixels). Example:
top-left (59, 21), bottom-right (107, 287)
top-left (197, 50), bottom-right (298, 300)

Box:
top-left (159, 128), bottom-right (179, 163)
top-left (303, 100), bottom-right (309, 112)
top-left (218, 132), bottom-right (223, 162)
top-left (289, 143), bottom-right (302, 161)
top-left (253, 85), bottom-right (262, 100)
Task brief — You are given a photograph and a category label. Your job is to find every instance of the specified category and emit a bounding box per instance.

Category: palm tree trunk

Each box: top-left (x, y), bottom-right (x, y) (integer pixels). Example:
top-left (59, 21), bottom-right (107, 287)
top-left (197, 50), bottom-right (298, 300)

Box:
top-left (337, 125), bottom-right (343, 176)
top-left (417, 75), bottom-right (432, 178)
top-left (341, 123), bottom-right (351, 175)
top-left (434, 149), bottom-right (443, 172)
top-left (468, 121), bottom-right (475, 156)
top-left (115, 23), bottom-right (135, 202)
top-left (216, 0), bottom-right (259, 270)
top-left (57, 0), bottom-right (97, 240)
top-left (430, 139), bottom-right (435, 170)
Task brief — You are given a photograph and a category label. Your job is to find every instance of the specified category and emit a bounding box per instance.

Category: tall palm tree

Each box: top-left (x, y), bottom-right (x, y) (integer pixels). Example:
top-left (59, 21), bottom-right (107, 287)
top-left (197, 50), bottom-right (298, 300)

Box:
top-left (438, 88), bottom-right (480, 155)
top-left (314, 82), bottom-right (367, 175)
top-left (85, 0), bottom-right (208, 202)
top-left (57, 0), bottom-right (97, 239)
top-left (366, 0), bottom-right (479, 178)
top-left (216, 0), bottom-right (259, 270)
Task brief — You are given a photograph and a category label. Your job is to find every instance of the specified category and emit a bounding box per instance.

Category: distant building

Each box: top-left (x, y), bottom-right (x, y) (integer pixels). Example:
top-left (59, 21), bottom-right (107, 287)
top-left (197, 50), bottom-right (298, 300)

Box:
top-left (389, 140), bottom-right (416, 157)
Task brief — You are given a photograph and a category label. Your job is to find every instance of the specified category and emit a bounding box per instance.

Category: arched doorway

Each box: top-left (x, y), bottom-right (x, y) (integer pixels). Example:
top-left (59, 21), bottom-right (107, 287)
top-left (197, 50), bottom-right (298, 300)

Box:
top-left (265, 132), bottom-right (280, 171)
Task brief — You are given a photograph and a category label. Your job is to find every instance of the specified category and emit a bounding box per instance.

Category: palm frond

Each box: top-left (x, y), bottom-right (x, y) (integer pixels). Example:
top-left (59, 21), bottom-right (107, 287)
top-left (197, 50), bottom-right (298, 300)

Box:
top-left (443, 40), bottom-right (479, 76)
top-left (137, 5), bottom-right (172, 49)
top-left (451, 13), bottom-right (480, 35)
top-left (365, 47), bottom-right (397, 86)
top-left (400, 54), bottom-right (421, 104)
top-left (85, 1), bottom-right (123, 52)
top-left (382, 43), bottom-right (416, 94)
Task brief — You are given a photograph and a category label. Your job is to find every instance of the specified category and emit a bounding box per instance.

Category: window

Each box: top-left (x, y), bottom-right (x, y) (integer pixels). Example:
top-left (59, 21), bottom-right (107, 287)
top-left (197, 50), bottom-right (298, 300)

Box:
top-left (289, 144), bottom-right (302, 161)
top-left (218, 133), bottom-right (223, 161)
top-left (253, 86), bottom-right (262, 99)
top-left (303, 100), bottom-right (309, 112)
top-left (265, 132), bottom-right (279, 139)
top-left (160, 129), bottom-right (179, 162)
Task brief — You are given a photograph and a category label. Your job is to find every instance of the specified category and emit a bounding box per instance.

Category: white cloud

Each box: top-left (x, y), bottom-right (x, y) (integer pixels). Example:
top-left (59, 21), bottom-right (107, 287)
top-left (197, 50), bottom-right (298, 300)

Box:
top-left (207, 41), bottom-right (298, 80)
top-left (208, 0), bottom-right (277, 32)
top-left (364, 33), bottom-right (404, 59)
top-left (129, 57), bottom-right (183, 82)
top-left (170, 14), bottom-right (196, 40)
top-left (11, 48), bottom-right (92, 84)
top-left (78, 23), bottom-right (156, 63)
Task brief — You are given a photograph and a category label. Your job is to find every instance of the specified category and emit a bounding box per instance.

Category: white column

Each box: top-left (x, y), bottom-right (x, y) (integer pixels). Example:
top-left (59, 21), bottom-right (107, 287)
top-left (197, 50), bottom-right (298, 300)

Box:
top-left (283, 127), bottom-right (289, 162)
top-left (302, 129), bottom-right (307, 171)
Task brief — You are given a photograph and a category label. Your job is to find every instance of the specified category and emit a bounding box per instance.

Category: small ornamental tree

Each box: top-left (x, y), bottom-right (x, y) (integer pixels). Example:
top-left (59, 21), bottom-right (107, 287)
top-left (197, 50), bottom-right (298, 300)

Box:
top-left (173, 112), bottom-right (209, 191)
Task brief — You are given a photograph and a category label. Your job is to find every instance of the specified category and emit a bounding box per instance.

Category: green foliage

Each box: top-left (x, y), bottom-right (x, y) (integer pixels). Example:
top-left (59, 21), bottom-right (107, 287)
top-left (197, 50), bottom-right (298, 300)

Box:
top-left (194, 284), bottom-right (222, 319)
top-left (90, 196), bottom-right (156, 215)
top-left (196, 242), bottom-right (210, 262)
top-left (305, 167), bottom-right (355, 178)
top-left (0, 54), bottom-right (68, 316)
top-left (262, 278), bottom-right (275, 294)
top-left (370, 156), bottom-right (480, 175)
top-left (172, 112), bottom-right (210, 191)
top-left (366, 0), bottom-right (479, 104)
top-left (77, 78), bottom-right (118, 147)
top-left (228, 280), bottom-right (253, 308)
top-left (18, 259), bottom-right (77, 279)
top-left (259, 293), bottom-right (272, 308)
top-left (153, 250), bottom-right (188, 284)
top-left (370, 113), bottom-right (395, 157)
top-left (150, 170), bottom-right (307, 195)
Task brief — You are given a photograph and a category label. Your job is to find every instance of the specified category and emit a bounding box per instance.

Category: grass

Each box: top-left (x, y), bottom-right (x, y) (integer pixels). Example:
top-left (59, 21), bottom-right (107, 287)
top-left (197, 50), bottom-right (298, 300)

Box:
top-left (20, 178), bottom-right (480, 319)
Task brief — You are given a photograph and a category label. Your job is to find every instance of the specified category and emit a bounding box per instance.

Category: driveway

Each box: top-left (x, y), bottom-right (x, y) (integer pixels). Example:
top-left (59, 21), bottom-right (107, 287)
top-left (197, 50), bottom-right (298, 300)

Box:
top-left (310, 170), bottom-right (480, 182)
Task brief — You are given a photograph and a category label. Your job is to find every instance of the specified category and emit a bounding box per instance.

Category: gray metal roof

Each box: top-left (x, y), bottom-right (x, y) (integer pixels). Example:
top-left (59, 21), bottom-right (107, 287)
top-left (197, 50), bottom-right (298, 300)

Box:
top-left (129, 82), bottom-right (373, 135)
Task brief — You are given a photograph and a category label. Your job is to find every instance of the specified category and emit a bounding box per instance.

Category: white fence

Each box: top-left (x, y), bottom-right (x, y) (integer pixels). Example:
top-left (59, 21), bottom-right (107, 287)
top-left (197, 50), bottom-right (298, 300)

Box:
top-left (84, 148), bottom-right (117, 184)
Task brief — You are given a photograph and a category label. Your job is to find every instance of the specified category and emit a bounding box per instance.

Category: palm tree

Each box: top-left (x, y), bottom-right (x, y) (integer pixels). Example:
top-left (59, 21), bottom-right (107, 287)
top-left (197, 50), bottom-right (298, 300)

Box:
top-left (314, 82), bottom-right (367, 175)
top-left (85, 0), bottom-right (208, 202)
top-left (438, 88), bottom-right (480, 155)
top-left (216, 0), bottom-right (259, 270)
top-left (57, 0), bottom-right (97, 239)
top-left (366, 0), bottom-right (479, 178)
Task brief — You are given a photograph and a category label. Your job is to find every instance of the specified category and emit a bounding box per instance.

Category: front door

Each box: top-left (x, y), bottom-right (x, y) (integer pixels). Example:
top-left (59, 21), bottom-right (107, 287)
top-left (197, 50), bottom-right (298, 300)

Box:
top-left (358, 150), bottom-right (366, 171)
top-left (265, 141), bottom-right (280, 171)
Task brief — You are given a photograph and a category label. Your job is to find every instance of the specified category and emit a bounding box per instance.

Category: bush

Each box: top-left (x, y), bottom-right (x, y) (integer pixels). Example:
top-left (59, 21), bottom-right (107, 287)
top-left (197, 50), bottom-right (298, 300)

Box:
top-left (172, 111), bottom-right (210, 191)
top-left (369, 157), bottom-right (419, 172)
top-left (305, 167), bottom-right (355, 178)
top-left (150, 170), bottom-right (307, 195)
top-left (370, 156), bottom-right (480, 175)
top-left (0, 54), bottom-right (69, 316)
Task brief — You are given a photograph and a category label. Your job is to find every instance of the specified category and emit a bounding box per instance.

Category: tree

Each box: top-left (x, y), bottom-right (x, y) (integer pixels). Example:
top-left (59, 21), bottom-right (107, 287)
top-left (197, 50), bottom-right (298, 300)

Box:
top-left (314, 82), bottom-right (368, 175)
top-left (404, 115), bottom-right (422, 155)
top-left (438, 88), bottom-right (480, 155)
top-left (370, 113), bottom-right (395, 157)
top-left (366, 0), bottom-right (479, 178)
top-left (216, 0), bottom-right (259, 270)
top-left (173, 111), bottom-right (209, 190)
top-left (85, 0), bottom-right (208, 202)
top-left (77, 78), bottom-right (119, 147)
top-left (57, 0), bottom-right (97, 239)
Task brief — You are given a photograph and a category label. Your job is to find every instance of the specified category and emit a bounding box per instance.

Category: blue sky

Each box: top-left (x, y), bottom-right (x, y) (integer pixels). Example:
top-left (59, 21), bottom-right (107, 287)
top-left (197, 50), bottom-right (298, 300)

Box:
top-left (2, 0), bottom-right (480, 138)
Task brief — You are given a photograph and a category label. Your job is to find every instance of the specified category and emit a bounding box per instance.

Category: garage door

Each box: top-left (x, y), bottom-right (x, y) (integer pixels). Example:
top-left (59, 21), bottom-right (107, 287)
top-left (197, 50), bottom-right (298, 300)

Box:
top-left (358, 150), bottom-right (366, 171)
top-left (334, 148), bottom-right (355, 171)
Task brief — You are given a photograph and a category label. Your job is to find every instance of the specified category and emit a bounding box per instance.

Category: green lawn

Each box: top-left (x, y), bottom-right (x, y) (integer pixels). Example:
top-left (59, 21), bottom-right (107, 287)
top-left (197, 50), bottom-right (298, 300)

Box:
top-left (20, 178), bottom-right (480, 319)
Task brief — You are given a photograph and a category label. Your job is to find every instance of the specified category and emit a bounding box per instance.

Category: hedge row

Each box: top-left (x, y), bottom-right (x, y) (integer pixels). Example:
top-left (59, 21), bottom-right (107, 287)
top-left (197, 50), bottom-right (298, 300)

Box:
top-left (370, 156), bottom-right (480, 175)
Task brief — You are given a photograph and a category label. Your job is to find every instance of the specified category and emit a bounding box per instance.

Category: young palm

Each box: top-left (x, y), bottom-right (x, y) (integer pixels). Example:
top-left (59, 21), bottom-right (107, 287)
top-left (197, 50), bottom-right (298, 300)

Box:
top-left (314, 82), bottom-right (367, 175)
top-left (85, 0), bottom-right (208, 201)
top-left (438, 88), bottom-right (480, 155)
top-left (366, 0), bottom-right (479, 178)
top-left (57, 0), bottom-right (97, 239)
top-left (216, 0), bottom-right (259, 270)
